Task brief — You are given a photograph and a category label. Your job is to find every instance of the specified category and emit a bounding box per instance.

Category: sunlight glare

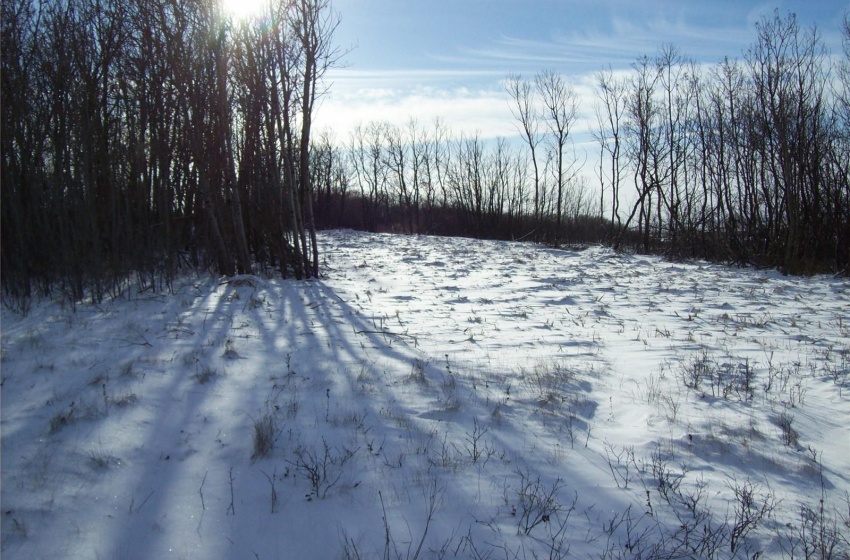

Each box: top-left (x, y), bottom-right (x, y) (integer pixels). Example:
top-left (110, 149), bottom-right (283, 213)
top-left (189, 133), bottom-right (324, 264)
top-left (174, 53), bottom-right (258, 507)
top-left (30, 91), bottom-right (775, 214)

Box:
top-left (221, 0), bottom-right (265, 21)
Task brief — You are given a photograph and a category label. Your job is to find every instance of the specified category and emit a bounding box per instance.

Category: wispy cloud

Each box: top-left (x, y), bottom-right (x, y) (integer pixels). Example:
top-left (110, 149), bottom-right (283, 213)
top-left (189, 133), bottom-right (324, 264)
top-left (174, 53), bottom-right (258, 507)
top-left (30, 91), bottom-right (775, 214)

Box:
top-left (317, 0), bottom-right (847, 150)
top-left (325, 68), bottom-right (505, 89)
top-left (314, 79), bottom-right (516, 142)
top-left (447, 13), bottom-right (758, 76)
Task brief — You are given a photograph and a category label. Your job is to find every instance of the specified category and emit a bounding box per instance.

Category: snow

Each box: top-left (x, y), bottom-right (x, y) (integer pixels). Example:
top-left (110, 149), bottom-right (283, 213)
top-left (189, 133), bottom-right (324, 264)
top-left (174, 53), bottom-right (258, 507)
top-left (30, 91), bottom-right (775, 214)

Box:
top-left (2, 229), bottom-right (849, 559)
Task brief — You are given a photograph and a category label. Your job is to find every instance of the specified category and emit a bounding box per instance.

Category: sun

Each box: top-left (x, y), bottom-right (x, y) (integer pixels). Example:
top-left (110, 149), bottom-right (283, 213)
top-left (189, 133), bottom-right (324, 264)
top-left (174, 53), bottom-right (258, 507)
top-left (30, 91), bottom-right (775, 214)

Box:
top-left (221, 0), bottom-right (266, 21)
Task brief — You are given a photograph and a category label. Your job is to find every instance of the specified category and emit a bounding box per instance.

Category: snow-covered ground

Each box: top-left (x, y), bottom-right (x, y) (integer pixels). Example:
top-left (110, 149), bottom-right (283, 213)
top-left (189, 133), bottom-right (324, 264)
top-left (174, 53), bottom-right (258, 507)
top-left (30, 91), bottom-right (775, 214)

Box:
top-left (2, 230), bottom-right (848, 559)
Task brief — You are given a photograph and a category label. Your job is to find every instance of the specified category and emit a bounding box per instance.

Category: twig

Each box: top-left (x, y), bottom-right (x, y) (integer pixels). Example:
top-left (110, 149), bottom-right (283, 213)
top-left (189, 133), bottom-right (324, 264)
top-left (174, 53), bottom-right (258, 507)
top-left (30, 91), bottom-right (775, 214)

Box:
top-left (129, 490), bottom-right (155, 514)
top-left (514, 228), bottom-right (538, 242)
top-left (114, 337), bottom-right (153, 348)
top-left (411, 480), bottom-right (442, 560)
top-left (261, 468), bottom-right (278, 513)
top-left (227, 467), bottom-right (236, 515)
top-left (379, 491), bottom-right (393, 560)
top-left (354, 328), bottom-right (417, 341)
top-left (199, 470), bottom-right (208, 510)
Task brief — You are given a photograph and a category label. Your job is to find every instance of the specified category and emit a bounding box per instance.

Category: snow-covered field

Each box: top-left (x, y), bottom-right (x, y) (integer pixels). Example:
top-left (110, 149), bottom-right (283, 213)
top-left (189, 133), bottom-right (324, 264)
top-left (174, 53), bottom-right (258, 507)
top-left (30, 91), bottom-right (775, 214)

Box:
top-left (2, 230), bottom-right (849, 559)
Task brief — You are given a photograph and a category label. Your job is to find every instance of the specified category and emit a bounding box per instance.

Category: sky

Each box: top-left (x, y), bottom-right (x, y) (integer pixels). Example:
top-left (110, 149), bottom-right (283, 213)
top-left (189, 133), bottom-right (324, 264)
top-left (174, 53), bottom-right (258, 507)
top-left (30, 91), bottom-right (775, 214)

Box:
top-left (315, 0), bottom-right (849, 147)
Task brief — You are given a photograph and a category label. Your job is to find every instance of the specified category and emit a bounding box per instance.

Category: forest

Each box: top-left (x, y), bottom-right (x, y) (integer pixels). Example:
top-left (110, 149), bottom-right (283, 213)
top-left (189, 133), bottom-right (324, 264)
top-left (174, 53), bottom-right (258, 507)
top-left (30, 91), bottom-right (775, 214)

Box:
top-left (2, 1), bottom-right (849, 312)
top-left (2, 0), bottom-right (338, 308)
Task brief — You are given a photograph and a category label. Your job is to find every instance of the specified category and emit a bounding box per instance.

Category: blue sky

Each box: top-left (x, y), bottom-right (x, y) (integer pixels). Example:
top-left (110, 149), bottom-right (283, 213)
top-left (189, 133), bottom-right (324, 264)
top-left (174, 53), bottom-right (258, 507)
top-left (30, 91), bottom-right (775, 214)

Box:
top-left (316, 0), bottom-right (849, 143)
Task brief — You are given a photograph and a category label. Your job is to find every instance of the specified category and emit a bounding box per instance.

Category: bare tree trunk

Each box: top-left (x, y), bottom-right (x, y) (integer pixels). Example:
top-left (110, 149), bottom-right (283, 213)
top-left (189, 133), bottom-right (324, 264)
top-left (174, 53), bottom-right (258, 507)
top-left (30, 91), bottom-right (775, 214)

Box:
top-left (214, 23), bottom-right (252, 275)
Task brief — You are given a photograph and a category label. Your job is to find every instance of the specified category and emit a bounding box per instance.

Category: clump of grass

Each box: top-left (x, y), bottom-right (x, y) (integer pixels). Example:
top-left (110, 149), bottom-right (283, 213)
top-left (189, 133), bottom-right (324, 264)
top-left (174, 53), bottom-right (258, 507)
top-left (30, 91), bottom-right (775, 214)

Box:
top-left (181, 350), bottom-right (201, 367)
top-left (49, 408), bottom-right (73, 433)
top-left (441, 395), bottom-right (462, 414)
top-left (88, 373), bottom-right (108, 387)
top-left (251, 412), bottom-right (280, 461)
top-left (522, 361), bottom-right (573, 406)
top-left (10, 516), bottom-right (28, 538)
top-left (640, 372), bottom-right (663, 404)
top-left (89, 448), bottom-right (119, 470)
top-left (777, 410), bottom-right (800, 447)
top-left (442, 372), bottom-right (457, 394)
top-left (34, 359), bottom-right (55, 373)
top-left (49, 400), bottom-right (81, 433)
top-left (48, 398), bottom-right (104, 434)
top-left (223, 338), bottom-right (238, 359)
top-left (680, 350), bottom-right (714, 391)
top-left (119, 361), bottom-right (135, 378)
top-left (111, 392), bottom-right (138, 407)
top-left (407, 359), bottom-right (429, 385)
top-left (491, 402), bottom-right (504, 425)
top-left (193, 365), bottom-right (217, 385)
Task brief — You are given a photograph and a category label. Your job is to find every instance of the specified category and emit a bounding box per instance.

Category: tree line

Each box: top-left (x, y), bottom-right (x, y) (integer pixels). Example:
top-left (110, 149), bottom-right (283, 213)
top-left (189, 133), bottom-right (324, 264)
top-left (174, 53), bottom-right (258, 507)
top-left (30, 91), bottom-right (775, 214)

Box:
top-left (2, 6), bottom-right (848, 312)
top-left (314, 11), bottom-right (849, 275)
top-left (2, 0), bottom-right (339, 310)
top-left (311, 119), bottom-right (596, 241)
top-left (593, 11), bottom-right (850, 275)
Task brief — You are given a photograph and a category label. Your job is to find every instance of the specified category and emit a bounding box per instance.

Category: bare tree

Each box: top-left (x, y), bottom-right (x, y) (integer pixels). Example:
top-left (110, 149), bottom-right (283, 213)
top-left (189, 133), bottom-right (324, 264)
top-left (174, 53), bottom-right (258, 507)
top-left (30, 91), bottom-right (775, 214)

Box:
top-left (505, 73), bottom-right (543, 231)
top-left (348, 121), bottom-right (389, 231)
top-left (616, 56), bottom-right (664, 251)
top-left (291, 0), bottom-right (340, 276)
top-left (384, 123), bottom-right (412, 232)
top-left (746, 10), bottom-right (831, 273)
top-left (536, 70), bottom-right (580, 246)
top-left (656, 44), bottom-right (692, 253)
top-left (593, 66), bottom-right (629, 239)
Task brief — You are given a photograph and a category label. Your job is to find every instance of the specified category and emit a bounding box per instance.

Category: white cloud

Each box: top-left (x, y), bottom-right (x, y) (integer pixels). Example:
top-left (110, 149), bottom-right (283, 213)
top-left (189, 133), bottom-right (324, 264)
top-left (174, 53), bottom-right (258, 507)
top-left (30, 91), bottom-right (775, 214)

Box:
top-left (314, 74), bottom-right (517, 142)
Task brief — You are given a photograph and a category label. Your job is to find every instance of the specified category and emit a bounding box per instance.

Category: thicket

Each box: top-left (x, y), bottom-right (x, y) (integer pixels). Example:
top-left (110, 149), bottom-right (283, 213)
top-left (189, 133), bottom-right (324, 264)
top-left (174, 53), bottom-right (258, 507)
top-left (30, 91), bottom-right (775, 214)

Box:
top-left (596, 12), bottom-right (850, 274)
top-left (1, 0), bottom-right (339, 310)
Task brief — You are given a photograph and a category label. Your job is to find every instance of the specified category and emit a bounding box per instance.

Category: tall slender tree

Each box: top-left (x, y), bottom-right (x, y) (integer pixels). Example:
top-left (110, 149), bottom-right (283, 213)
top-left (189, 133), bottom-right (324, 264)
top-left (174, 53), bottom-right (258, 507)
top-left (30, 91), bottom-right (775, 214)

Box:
top-left (535, 70), bottom-right (579, 246)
